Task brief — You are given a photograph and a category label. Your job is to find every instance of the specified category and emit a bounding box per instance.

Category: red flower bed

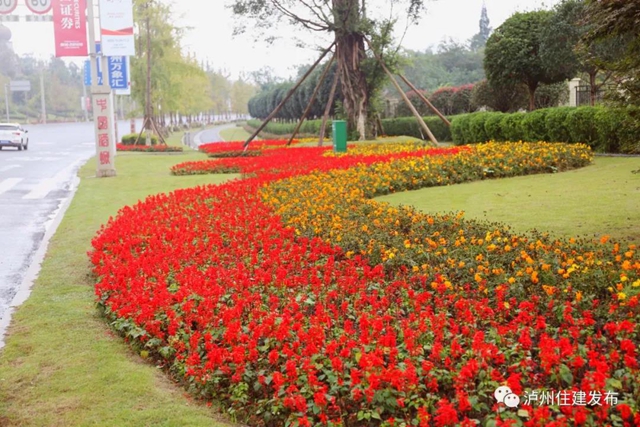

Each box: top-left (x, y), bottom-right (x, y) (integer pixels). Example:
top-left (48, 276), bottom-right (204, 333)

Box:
top-left (173, 145), bottom-right (461, 177)
top-left (92, 143), bottom-right (639, 426)
top-left (198, 139), bottom-right (298, 157)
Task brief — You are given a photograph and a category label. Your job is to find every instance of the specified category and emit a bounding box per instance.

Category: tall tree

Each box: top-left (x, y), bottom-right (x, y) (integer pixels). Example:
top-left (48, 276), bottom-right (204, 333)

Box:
top-left (469, 2), bottom-right (492, 51)
top-left (541, 0), bottom-right (623, 106)
top-left (582, 0), bottom-right (640, 105)
top-left (484, 11), bottom-right (574, 111)
top-left (231, 78), bottom-right (257, 116)
top-left (231, 0), bottom-right (427, 140)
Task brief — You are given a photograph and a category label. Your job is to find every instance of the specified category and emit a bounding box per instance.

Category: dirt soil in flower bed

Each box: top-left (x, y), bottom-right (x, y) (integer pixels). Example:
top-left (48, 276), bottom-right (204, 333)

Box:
top-left (91, 141), bottom-right (638, 426)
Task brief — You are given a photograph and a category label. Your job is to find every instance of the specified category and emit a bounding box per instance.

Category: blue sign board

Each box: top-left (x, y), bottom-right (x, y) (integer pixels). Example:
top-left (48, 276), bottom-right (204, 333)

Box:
top-left (83, 42), bottom-right (129, 90)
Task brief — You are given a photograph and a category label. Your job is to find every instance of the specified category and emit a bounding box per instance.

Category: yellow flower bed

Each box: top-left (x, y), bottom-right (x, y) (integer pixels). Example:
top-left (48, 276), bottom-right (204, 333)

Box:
top-left (261, 142), bottom-right (639, 304)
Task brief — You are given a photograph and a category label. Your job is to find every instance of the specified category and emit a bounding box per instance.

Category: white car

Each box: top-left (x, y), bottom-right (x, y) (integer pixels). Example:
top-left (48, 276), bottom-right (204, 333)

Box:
top-left (0, 123), bottom-right (29, 151)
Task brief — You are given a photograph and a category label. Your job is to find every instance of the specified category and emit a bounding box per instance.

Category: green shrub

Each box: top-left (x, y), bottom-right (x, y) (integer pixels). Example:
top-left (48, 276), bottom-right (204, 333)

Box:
top-left (544, 107), bottom-right (574, 142)
top-left (593, 108), bottom-right (623, 153)
top-left (468, 112), bottom-right (493, 143)
top-left (246, 119), bottom-right (331, 137)
top-left (565, 107), bottom-right (601, 150)
top-left (484, 112), bottom-right (506, 141)
top-left (380, 116), bottom-right (454, 142)
top-left (424, 116), bottom-right (453, 142)
top-left (616, 107), bottom-right (640, 154)
top-left (121, 133), bottom-right (158, 146)
top-left (500, 113), bottom-right (526, 142)
top-left (521, 108), bottom-right (550, 142)
top-left (450, 114), bottom-right (472, 145)
top-left (447, 107), bottom-right (640, 152)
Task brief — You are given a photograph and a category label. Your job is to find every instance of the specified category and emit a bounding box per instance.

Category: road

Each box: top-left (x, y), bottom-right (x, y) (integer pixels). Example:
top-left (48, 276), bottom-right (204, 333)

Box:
top-left (0, 120), bottom-right (141, 327)
top-left (194, 123), bottom-right (236, 146)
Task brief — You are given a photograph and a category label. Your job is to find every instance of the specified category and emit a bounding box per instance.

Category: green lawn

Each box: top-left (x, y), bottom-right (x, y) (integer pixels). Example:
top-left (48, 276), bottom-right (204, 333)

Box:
top-left (377, 157), bottom-right (640, 245)
top-left (0, 152), bottom-right (238, 426)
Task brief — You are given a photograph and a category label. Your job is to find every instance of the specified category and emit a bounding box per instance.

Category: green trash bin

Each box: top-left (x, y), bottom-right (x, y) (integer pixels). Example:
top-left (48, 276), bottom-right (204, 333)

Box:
top-left (332, 120), bottom-right (347, 153)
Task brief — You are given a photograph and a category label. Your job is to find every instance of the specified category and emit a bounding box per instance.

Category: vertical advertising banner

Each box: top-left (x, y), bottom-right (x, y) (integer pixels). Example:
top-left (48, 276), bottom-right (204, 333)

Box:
top-left (99, 0), bottom-right (135, 56)
top-left (52, 0), bottom-right (88, 57)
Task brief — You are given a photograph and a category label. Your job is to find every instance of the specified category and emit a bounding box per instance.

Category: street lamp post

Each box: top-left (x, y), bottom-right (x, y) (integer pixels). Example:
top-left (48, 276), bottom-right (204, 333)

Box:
top-left (3, 83), bottom-right (9, 122)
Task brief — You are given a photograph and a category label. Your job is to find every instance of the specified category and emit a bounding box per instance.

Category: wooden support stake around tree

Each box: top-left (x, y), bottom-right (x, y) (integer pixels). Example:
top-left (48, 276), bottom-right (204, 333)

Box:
top-left (133, 116), bottom-right (166, 146)
top-left (287, 53), bottom-right (336, 146)
top-left (397, 74), bottom-right (451, 127)
top-left (150, 117), bottom-right (167, 145)
top-left (364, 37), bottom-right (439, 146)
top-left (318, 67), bottom-right (340, 147)
top-left (133, 116), bottom-right (151, 145)
top-left (243, 42), bottom-right (336, 151)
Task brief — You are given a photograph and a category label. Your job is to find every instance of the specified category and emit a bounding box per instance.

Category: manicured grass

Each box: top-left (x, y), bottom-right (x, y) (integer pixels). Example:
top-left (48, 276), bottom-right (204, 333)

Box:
top-left (219, 126), bottom-right (253, 142)
top-left (0, 153), bottom-right (239, 426)
top-left (377, 157), bottom-right (640, 245)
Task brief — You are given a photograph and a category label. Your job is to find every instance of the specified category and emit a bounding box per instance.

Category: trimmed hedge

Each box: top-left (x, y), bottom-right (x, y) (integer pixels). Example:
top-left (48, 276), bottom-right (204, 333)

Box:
top-left (247, 116), bottom-right (457, 142)
top-left (450, 106), bottom-right (640, 153)
top-left (381, 115), bottom-right (456, 142)
top-left (246, 119), bottom-right (332, 137)
top-left (121, 132), bottom-right (159, 146)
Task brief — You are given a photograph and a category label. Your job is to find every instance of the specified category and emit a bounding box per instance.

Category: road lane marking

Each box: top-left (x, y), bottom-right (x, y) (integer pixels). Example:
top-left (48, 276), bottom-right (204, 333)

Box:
top-left (0, 164), bottom-right (22, 172)
top-left (22, 159), bottom-right (83, 200)
top-left (0, 178), bottom-right (23, 196)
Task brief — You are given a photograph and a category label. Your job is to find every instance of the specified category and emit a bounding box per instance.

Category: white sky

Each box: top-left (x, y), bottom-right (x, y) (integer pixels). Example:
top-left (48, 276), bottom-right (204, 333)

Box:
top-left (3, 0), bottom-right (561, 80)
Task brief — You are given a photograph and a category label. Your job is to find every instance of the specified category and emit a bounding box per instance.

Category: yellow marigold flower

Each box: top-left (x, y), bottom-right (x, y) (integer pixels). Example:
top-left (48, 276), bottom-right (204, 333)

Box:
top-left (617, 292), bottom-right (627, 301)
top-left (531, 271), bottom-right (539, 284)
top-left (508, 277), bottom-right (516, 284)
top-left (631, 279), bottom-right (640, 288)
top-left (543, 285), bottom-right (556, 296)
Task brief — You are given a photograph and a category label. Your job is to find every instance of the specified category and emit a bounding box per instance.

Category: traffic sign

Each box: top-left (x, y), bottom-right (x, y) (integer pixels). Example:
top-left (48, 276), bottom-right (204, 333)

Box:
top-left (10, 80), bottom-right (31, 92)
top-left (84, 43), bottom-right (129, 91)
top-left (0, 0), bottom-right (18, 15)
top-left (25, 0), bottom-right (52, 14)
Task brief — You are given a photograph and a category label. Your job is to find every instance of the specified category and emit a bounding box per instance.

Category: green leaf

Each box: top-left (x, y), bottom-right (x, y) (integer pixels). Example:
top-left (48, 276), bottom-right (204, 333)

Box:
top-left (559, 364), bottom-right (573, 386)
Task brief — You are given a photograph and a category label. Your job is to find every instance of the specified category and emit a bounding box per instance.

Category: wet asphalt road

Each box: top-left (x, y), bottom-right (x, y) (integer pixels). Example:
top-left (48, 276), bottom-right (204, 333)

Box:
top-left (195, 123), bottom-right (236, 146)
top-left (0, 120), bottom-right (141, 323)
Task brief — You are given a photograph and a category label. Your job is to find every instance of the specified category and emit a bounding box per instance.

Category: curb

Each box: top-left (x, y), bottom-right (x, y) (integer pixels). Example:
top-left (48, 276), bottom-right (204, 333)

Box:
top-left (0, 164), bottom-right (84, 350)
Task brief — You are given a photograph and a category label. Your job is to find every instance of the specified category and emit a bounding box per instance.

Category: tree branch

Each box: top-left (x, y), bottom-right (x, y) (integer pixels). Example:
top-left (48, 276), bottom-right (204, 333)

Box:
top-left (270, 0), bottom-right (329, 31)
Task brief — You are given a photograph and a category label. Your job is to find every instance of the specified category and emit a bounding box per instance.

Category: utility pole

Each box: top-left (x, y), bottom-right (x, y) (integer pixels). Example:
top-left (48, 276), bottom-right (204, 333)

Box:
top-left (145, 0), bottom-right (152, 145)
top-left (82, 83), bottom-right (89, 122)
top-left (3, 84), bottom-right (8, 122)
top-left (39, 68), bottom-right (46, 124)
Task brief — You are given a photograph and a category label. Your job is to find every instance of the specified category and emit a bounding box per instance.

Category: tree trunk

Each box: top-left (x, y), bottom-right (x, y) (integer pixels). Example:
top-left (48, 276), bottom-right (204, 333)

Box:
top-left (589, 71), bottom-right (597, 107)
top-left (334, 0), bottom-right (369, 140)
top-left (527, 83), bottom-right (538, 111)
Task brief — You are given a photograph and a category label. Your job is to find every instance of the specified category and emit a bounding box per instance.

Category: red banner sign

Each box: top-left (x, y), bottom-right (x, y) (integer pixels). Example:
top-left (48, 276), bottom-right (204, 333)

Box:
top-left (52, 0), bottom-right (88, 57)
